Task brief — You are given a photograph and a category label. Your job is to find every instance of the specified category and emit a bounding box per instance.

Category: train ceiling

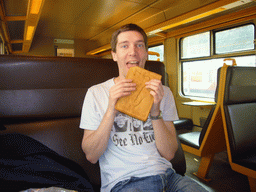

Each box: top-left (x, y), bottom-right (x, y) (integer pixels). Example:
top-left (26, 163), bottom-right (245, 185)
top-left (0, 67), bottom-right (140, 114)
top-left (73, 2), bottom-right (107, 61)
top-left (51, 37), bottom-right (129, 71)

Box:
top-left (0, 0), bottom-right (256, 55)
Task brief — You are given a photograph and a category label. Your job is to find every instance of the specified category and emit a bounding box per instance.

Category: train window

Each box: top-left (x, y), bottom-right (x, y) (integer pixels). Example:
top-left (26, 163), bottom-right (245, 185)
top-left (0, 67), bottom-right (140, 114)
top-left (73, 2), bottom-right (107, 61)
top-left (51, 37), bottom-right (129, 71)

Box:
top-left (215, 24), bottom-right (255, 54)
top-left (148, 44), bottom-right (164, 62)
top-left (182, 55), bottom-right (255, 98)
top-left (180, 24), bottom-right (255, 98)
top-left (181, 31), bottom-right (210, 59)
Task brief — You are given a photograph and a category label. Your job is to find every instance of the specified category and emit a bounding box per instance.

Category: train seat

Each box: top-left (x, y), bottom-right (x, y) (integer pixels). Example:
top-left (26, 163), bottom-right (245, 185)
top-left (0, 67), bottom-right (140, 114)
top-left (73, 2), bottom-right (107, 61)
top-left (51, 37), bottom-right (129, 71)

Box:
top-left (177, 60), bottom-right (235, 181)
top-left (0, 55), bottom-right (187, 191)
top-left (178, 106), bottom-right (215, 149)
top-left (222, 66), bottom-right (256, 192)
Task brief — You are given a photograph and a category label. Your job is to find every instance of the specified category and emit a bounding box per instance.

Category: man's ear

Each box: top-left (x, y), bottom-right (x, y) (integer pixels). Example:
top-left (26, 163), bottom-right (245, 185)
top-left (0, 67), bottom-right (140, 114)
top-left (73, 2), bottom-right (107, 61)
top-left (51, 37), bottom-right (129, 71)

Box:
top-left (111, 51), bottom-right (117, 61)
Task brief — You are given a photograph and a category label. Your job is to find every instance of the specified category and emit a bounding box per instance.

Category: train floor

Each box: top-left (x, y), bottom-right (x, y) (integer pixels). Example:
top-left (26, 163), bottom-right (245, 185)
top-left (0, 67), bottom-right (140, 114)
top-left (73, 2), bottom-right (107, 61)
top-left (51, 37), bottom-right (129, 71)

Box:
top-left (184, 151), bottom-right (251, 192)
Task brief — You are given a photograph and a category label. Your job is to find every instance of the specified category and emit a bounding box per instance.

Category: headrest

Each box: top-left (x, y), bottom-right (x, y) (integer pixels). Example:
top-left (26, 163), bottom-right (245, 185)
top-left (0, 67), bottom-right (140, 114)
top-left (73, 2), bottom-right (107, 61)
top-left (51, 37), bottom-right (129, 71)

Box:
top-left (224, 66), bottom-right (256, 105)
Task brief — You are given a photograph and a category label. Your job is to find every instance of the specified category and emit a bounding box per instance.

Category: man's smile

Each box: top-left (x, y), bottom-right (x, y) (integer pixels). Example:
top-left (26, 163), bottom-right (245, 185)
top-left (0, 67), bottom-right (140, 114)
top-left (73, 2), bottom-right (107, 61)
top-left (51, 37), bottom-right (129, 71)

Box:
top-left (126, 60), bottom-right (140, 69)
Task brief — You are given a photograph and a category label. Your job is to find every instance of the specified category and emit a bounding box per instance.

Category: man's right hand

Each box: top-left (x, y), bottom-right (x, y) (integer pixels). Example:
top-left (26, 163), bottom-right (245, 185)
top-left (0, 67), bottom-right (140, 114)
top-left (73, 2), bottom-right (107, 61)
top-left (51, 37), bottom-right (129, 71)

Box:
top-left (108, 78), bottom-right (136, 114)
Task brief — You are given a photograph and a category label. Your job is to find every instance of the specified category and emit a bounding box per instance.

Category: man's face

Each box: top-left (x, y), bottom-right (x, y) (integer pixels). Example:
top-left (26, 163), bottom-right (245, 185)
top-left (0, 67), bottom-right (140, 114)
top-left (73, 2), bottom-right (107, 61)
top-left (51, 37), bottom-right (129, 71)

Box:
top-left (112, 31), bottom-right (148, 78)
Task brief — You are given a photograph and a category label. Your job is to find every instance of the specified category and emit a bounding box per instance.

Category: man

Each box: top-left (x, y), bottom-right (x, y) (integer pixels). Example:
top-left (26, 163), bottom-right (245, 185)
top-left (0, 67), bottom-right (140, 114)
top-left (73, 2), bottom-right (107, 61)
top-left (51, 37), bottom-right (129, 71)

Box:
top-left (80, 23), bottom-right (207, 192)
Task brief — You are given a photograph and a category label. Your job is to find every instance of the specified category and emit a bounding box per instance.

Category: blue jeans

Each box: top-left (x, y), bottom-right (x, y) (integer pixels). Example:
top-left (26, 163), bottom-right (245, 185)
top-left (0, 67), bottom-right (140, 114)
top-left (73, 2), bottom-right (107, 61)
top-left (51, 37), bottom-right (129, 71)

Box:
top-left (111, 168), bottom-right (208, 192)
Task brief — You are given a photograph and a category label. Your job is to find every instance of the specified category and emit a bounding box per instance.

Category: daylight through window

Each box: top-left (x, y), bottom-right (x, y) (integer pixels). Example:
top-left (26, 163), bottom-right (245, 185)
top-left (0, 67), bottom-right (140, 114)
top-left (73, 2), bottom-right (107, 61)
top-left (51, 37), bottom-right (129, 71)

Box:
top-left (180, 24), bottom-right (255, 98)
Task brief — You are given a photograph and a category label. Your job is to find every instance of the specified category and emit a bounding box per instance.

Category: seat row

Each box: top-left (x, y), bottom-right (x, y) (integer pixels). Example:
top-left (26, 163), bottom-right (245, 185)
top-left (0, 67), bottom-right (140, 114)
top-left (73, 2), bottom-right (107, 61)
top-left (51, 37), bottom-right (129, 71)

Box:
top-left (178, 59), bottom-right (256, 192)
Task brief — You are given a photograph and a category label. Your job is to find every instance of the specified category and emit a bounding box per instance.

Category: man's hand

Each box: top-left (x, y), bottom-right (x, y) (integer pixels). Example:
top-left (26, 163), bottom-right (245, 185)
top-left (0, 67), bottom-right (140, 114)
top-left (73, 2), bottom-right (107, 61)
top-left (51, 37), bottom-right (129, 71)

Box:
top-left (145, 79), bottom-right (164, 116)
top-left (109, 78), bottom-right (136, 114)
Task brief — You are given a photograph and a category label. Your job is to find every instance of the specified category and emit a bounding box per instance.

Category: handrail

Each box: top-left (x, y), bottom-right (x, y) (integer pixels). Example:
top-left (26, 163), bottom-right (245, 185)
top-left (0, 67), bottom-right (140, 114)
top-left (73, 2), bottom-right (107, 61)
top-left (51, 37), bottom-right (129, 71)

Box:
top-left (223, 58), bottom-right (237, 66)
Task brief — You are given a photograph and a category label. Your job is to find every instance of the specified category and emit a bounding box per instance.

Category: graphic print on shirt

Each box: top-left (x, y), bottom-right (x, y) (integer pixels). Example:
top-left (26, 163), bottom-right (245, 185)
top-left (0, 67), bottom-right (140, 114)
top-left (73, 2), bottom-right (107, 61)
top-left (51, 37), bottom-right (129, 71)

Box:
top-left (112, 112), bottom-right (155, 147)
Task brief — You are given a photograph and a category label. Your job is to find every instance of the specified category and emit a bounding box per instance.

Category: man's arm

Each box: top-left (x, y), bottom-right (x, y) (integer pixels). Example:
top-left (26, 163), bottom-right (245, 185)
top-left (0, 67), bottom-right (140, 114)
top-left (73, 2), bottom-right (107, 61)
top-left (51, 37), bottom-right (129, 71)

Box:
top-left (81, 107), bottom-right (116, 164)
top-left (152, 119), bottom-right (178, 161)
top-left (145, 79), bottom-right (178, 161)
top-left (81, 78), bottom-right (136, 164)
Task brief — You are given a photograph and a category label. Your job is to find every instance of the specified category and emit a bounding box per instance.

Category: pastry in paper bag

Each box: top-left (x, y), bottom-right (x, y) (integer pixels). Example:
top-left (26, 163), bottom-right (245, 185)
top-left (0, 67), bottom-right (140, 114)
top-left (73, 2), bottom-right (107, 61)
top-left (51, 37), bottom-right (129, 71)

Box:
top-left (115, 66), bottom-right (162, 121)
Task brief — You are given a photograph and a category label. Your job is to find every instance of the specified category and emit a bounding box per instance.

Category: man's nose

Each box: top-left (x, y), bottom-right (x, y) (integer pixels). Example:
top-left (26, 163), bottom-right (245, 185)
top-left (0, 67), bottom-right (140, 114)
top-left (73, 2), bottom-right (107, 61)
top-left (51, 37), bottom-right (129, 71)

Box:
top-left (128, 45), bottom-right (137, 56)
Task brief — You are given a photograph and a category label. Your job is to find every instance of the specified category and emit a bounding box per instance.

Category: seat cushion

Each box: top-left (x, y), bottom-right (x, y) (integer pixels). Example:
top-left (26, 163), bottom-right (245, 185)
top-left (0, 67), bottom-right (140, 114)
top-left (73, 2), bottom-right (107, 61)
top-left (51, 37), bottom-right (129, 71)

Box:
top-left (233, 152), bottom-right (256, 171)
top-left (178, 132), bottom-right (200, 149)
top-left (0, 133), bottom-right (94, 192)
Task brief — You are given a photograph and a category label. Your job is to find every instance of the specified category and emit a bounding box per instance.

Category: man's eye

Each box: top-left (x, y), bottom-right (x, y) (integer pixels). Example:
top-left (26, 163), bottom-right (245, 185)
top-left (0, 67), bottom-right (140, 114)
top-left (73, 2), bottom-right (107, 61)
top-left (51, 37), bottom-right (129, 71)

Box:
top-left (137, 44), bottom-right (144, 48)
top-left (121, 45), bottom-right (128, 48)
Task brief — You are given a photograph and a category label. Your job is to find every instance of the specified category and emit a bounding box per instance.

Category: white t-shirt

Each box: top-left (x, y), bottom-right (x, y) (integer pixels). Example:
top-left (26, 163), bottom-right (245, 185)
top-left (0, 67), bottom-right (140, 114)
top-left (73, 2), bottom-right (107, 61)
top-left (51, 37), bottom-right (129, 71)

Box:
top-left (80, 78), bottom-right (179, 192)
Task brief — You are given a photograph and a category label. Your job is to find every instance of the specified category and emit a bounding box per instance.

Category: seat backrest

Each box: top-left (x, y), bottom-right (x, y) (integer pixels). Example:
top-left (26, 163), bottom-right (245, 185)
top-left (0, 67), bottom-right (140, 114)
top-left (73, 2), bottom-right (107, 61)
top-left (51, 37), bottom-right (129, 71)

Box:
top-left (223, 66), bottom-right (256, 159)
top-left (198, 67), bottom-right (221, 145)
top-left (0, 55), bottom-right (165, 122)
top-left (198, 105), bottom-right (216, 145)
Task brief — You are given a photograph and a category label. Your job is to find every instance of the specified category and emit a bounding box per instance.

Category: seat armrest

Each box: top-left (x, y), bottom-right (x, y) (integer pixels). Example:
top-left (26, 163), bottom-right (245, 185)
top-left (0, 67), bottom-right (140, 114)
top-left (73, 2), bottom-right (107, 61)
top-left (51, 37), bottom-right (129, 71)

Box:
top-left (173, 118), bottom-right (193, 130)
top-left (178, 132), bottom-right (200, 149)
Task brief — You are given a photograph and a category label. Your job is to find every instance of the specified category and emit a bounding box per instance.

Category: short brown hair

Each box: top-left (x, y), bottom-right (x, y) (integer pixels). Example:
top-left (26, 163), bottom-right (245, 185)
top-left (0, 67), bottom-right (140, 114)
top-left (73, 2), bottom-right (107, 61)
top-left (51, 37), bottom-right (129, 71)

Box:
top-left (111, 23), bottom-right (148, 53)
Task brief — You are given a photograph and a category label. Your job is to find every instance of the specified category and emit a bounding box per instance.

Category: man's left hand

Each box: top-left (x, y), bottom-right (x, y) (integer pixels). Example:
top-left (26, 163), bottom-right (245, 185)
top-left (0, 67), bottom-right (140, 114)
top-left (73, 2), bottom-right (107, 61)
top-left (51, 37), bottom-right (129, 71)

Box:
top-left (145, 79), bottom-right (164, 116)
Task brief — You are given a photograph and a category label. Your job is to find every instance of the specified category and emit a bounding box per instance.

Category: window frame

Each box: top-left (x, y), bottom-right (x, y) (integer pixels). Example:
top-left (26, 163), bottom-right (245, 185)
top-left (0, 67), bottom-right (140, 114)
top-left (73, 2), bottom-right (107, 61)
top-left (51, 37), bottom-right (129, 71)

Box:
top-left (213, 23), bottom-right (255, 55)
top-left (180, 31), bottom-right (211, 59)
top-left (179, 23), bottom-right (255, 99)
